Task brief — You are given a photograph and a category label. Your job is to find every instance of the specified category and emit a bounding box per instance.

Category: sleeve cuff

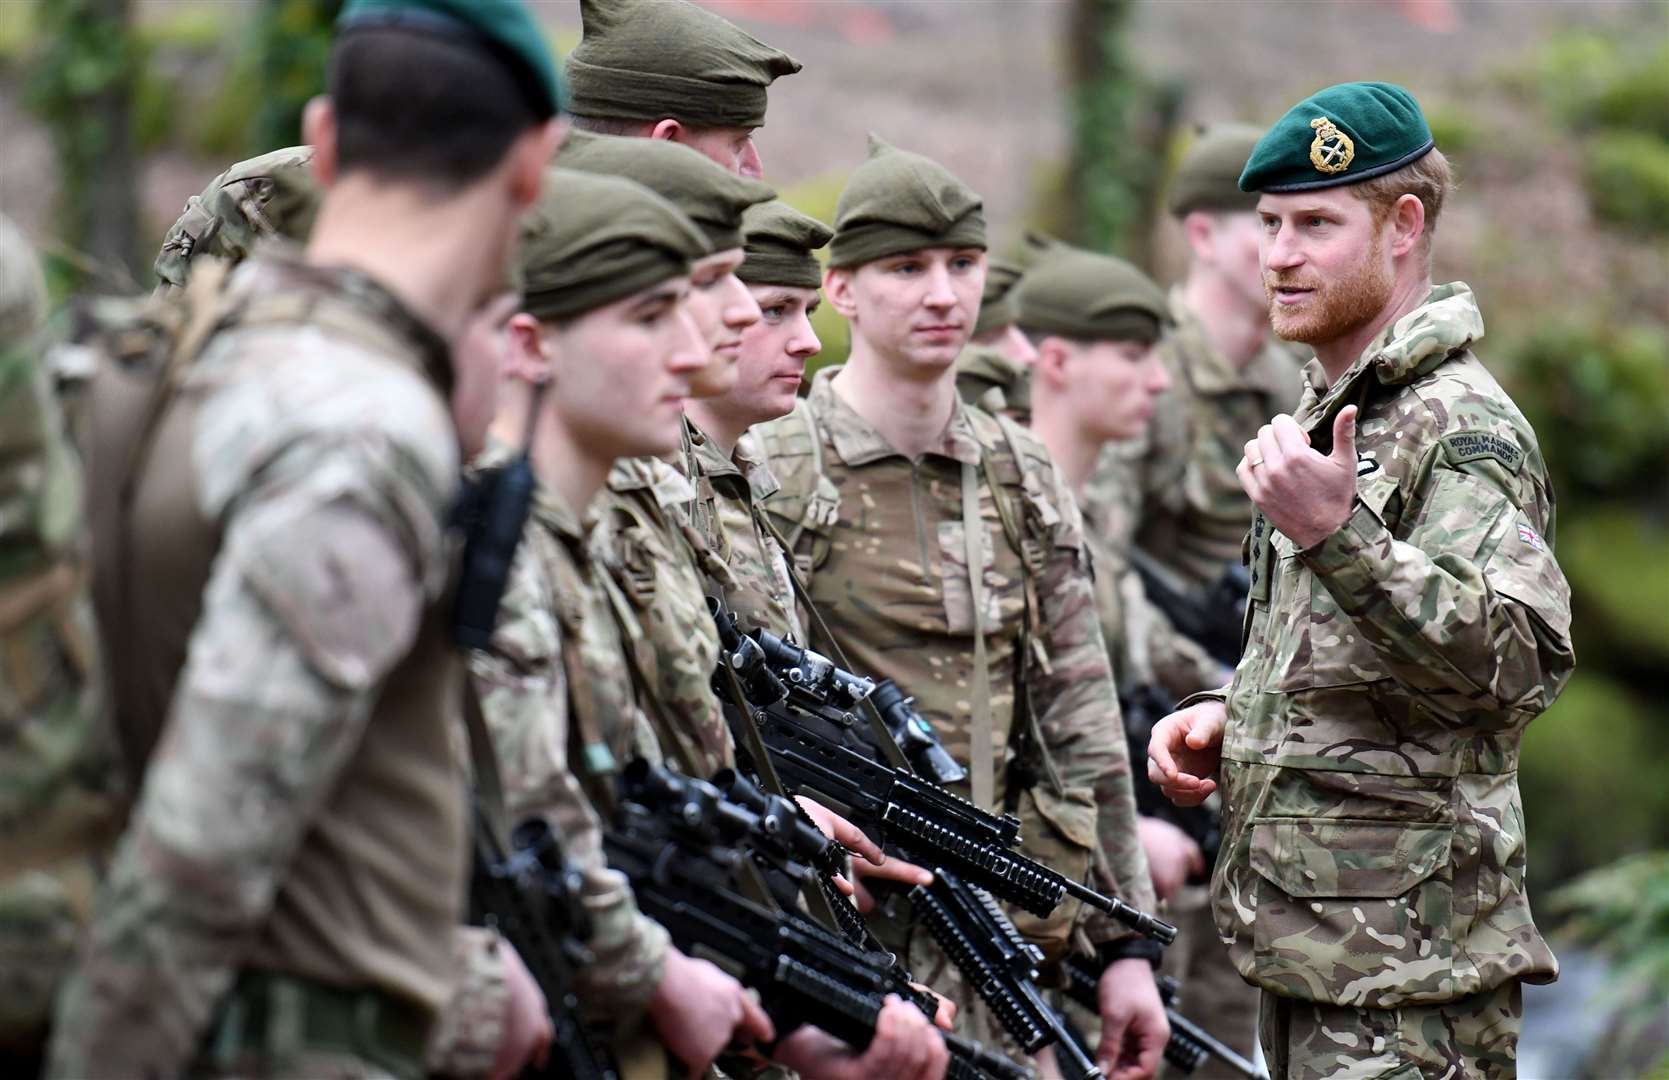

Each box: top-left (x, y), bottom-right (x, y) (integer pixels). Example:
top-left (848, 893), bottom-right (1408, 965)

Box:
top-left (1175, 686), bottom-right (1230, 710)
top-left (1298, 497), bottom-right (1386, 601)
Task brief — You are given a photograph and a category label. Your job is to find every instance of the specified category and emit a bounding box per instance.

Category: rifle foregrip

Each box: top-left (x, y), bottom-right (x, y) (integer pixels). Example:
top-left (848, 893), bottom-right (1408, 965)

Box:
top-left (943, 1032), bottom-right (1032, 1080)
top-left (908, 884), bottom-right (1050, 1052)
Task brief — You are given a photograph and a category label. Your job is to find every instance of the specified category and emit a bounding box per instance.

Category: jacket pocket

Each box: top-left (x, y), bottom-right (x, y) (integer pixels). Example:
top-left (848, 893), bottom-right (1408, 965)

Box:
top-left (1246, 817), bottom-right (1455, 1008)
top-left (1007, 783), bottom-right (1096, 965)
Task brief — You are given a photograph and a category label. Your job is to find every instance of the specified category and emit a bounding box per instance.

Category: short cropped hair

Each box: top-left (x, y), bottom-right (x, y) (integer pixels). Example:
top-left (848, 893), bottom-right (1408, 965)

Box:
top-left (328, 27), bottom-right (541, 193)
top-left (568, 114), bottom-right (648, 137)
top-left (1351, 146), bottom-right (1452, 263)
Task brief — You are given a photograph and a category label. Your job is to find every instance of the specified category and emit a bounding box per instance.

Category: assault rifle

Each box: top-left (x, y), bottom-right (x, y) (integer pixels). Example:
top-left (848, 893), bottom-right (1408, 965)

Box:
top-left (1063, 958), bottom-right (1265, 1080)
top-left (1127, 548), bottom-right (1248, 670)
top-left (604, 762), bottom-right (1030, 1080)
top-left (711, 602), bottom-right (1176, 945)
top-left (469, 815), bottom-right (617, 1080)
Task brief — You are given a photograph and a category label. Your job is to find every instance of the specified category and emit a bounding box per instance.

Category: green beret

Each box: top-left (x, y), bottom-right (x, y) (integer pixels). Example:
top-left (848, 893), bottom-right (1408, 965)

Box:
top-left (738, 201), bottom-right (832, 290)
top-left (154, 147), bottom-right (320, 287)
top-left (1016, 242), bottom-right (1167, 345)
top-left (1239, 81), bottom-right (1433, 193)
top-left (973, 258), bottom-right (1023, 337)
top-left (567, 0), bottom-right (800, 130)
top-left (518, 169), bottom-right (708, 323)
top-left (557, 130), bottom-right (774, 252)
top-left (1167, 123), bottom-right (1263, 216)
top-left (828, 135), bottom-right (986, 270)
top-left (955, 345), bottom-right (1031, 421)
top-left (337, 0), bottom-right (565, 118)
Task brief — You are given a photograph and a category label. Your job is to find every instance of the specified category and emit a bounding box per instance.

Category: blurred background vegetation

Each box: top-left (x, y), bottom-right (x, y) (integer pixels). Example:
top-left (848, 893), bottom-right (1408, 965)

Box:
top-left (0, 0), bottom-right (1664, 1072)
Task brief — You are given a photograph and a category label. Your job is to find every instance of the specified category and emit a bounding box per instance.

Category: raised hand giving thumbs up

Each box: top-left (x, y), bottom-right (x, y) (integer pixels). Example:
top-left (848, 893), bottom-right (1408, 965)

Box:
top-left (1236, 405), bottom-right (1362, 550)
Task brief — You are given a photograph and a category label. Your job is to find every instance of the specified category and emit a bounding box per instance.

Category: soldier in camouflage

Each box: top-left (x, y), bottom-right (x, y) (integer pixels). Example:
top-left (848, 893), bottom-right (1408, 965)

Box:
top-left (1149, 83), bottom-right (1575, 1080)
top-left (48, 3), bottom-right (567, 1076)
top-left (754, 135), bottom-right (1168, 1080)
top-left (0, 214), bottom-right (123, 1076)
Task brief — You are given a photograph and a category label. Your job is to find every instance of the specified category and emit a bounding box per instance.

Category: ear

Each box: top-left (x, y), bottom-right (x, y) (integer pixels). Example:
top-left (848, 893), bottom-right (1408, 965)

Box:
top-left (649, 118), bottom-right (686, 143)
top-left (506, 118), bottom-right (567, 211)
top-left (823, 266), bottom-right (859, 320)
top-left (504, 312), bottom-right (553, 385)
top-left (1181, 210), bottom-right (1216, 262)
top-left (302, 97), bottom-right (337, 187)
top-left (1387, 192), bottom-right (1426, 260)
top-left (1035, 336), bottom-right (1074, 391)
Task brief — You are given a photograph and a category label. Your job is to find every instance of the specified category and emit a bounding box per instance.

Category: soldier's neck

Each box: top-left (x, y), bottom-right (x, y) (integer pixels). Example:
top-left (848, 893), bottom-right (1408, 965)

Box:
top-left (1311, 271), bottom-right (1433, 386)
top-left (306, 176), bottom-right (513, 346)
top-left (1181, 271), bottom-right (1268, 371)
top-left (1029, 394), bottom-right (1101, 494)
top-left (530, 412), bottom-right (609, 519)
top-left (833, 341), bottom-right (957, 461)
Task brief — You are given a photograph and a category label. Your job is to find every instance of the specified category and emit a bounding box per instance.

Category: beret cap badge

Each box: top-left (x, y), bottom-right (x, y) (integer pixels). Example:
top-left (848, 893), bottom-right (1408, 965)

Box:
top-left (1309, 117), bottom-right (1355, 175)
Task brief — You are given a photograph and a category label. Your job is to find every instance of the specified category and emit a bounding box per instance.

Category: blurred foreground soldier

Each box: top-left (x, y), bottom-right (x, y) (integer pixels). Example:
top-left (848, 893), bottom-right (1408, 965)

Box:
top-left (0, 215), bottom-right (122, 1074)
top-left (49, 2), bottom-right (567, 1077)
top-left (954, 259), bottom-right (1035, 421)
top-left (153, 145), bottom-right (319, 291)
top-left (566, 0), bottom-right (800, 177)
top-left (1149, 82), bottom-right (1575, 1080)
top-left (756, 136), bottom-right (1168, 1080)
top-left (1018, 242), bottom-right (1252, 1079)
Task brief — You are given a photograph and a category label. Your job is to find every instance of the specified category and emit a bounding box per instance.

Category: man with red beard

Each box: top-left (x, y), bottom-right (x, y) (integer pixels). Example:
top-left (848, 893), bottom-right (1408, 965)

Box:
top-left (1148, 83), bottom-right (1574, 1080)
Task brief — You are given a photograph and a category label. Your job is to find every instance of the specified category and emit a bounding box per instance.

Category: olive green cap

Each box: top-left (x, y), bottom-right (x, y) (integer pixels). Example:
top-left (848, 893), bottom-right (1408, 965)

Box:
top-left (1167, 123), bottom-right (1263, 216)
top-left (337, 0), bottom-right (565, 118)
top-left (737, 201), bottom-right (832, 290)
top-left (1016, 241), bottom-right (1167, 344)
top-left (972, 258), bottom-right (1023, 337)
top-left (1240, 81), bottom-right (1433, 193)
top-left (955, 345), bottom-right (1032, 421)
top-left (518, 169), bottom-right (707, 323)
top-left (828, 134), bottom-right (987, 270)
top-left (557, 129), bottom-right (774, 252)
top-left (567, 0), bottom-right (800, 129)
top-left (154, 147), bottom-right (320, 287)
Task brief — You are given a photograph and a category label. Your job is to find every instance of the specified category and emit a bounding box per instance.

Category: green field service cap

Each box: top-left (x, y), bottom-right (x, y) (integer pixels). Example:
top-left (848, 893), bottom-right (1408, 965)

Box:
top-left (337, 0), bottom-right (565, 118)
top-left (828, 135), bottom-right (986, 270)
top-left (519, 169), bottom-right (708, 322)
top-left (1017, 241), bottom-right (1168, 345)
top-left (567, 0), bottom-right (800, 129)
top-left (1167, 123), bottom-right (1263, 216)
top-left (1240, 81), bottom-right (1434, 193)
top-left (557, 130), bottom-right (774, 252)
top-left (737, 201), bottom-right (832, 289)
top-left (973, 258), bottom-right (1023, 337)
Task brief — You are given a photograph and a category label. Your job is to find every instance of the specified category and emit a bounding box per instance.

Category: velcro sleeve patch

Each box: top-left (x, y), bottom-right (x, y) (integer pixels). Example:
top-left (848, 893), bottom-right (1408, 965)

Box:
top-left (1441, 429), bottom-right (1524, 475)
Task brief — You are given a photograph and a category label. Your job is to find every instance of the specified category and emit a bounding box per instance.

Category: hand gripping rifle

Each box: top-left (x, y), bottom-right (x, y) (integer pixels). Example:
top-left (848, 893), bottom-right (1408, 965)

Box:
top-left (1063, 958), bottom-right (1266, 1080)
top-left (711, 601), bottom-right (1176, 945)
top-left (469, 816), bottom-right (618, 1080)
top-left (605, 762), bottom-right (1030, 1080)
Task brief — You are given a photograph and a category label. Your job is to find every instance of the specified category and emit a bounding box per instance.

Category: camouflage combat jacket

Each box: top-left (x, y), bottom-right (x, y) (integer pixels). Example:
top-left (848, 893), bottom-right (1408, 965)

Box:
top-left (681, 420), bottom-right (803, 641)
top-left (594, 455), bottom-right (733, 777)
top-left (468, 465), bottom-right (670, 1013)
top-left (756, 367), bottom-right (1157, 945)
top-left (1206, 283), bottom-right (1573, 1009)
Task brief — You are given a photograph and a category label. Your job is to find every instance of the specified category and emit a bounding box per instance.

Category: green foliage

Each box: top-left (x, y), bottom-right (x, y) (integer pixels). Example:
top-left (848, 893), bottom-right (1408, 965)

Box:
top-left (0, 3), bottom-right (32, 67)
top-left (1505, 316), bottom-right (1669, 500)
top-left (1549, 851), bottom-right (1669, 1056)
top-left (1520, 674), bottom-right (1669, 893)
top-left (1584, 131), bottom-right (1669, 234)
top-left (1558, 505), bottom-right (1669, 660)
top-left (1536, 33), bottom-right (1669, 141)
top-left (1424, 103), bottom-right (1482, 154)
top-left (255, 0), bottom-right (342, 153)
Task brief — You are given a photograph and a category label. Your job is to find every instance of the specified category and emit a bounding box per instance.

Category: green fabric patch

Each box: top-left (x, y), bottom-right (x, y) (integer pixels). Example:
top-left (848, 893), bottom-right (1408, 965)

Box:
top-left (1441, 429), bottom-right (1524, 474)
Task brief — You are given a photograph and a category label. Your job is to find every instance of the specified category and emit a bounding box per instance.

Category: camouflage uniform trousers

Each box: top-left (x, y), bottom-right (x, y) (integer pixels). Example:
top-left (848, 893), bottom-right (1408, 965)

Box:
top-left (1258, 980), bottom-right (1520, 1080)
top-left (1159, 887), bottom-right (1259, 1080)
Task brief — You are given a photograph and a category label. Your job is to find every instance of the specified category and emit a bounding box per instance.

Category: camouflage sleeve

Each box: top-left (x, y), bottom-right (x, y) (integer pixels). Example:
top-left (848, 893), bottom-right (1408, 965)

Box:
top-left (424, 926), bottom-right (511, 1079)
top-left (468, 531), bottom-right (669, 1014)
top-left (47, 434), bottom-right (444, 1079)
top-left (1299, 439), bottom-right (1575, 722)
top-left (1032, 464), bottom-right (1158, 938)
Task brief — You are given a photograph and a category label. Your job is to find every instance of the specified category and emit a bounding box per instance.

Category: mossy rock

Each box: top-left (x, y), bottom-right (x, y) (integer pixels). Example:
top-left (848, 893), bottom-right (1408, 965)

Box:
top-left (1584, 131), bottom-right (1669, 235)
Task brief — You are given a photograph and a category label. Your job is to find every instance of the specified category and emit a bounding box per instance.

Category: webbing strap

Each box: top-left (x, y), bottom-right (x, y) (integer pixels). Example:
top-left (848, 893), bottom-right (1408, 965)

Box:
top-left (598, 570), bottom-right (703, 779)
top-left (961, 461), bottom-right (995, 811)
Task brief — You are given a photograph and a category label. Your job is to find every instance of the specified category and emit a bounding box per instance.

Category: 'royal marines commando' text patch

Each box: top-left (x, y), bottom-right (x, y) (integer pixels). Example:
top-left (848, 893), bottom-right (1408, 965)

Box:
top-left (1441, 430), bottom-right (1523, 474)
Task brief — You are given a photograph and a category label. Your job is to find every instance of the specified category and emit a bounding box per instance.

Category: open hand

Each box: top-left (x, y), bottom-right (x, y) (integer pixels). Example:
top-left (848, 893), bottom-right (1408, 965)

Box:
top-left (1146, 700), bottom-right (1226, 808)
